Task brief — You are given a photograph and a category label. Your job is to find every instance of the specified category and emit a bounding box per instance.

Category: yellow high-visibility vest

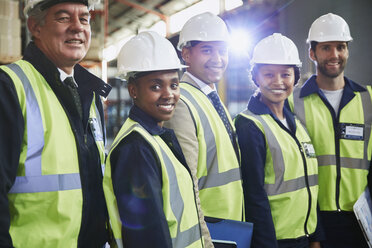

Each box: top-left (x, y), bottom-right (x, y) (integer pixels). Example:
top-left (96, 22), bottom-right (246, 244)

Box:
top-left (1, 60), bottom-right (105, 247)
top-left (103, 118), bottom-right (203, 248)
top-left (288, 84), bottom-right (372, 211)
top-left (238, 110), bottom-right (318, 239)
top-left (179, 83), bottom-right (244, 221)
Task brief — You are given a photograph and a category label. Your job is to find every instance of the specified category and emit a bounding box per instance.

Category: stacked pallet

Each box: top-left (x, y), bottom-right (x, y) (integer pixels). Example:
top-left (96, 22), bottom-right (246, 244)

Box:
top-left (85, 37), bottom-right (103, 61)
top-left (0, 0), bottom-right (21, 64)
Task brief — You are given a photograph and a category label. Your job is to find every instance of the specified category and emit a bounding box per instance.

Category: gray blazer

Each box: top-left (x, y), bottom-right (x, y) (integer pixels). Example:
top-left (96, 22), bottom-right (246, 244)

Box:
top-left (164, 72), bottom-right (214, 248)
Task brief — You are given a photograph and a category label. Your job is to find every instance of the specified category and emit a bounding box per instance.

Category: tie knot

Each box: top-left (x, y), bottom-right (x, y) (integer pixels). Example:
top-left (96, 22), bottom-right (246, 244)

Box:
top-left (208, 91), bottom-right (220, 103)
top-left (64, 77), bottom-right (77, 88)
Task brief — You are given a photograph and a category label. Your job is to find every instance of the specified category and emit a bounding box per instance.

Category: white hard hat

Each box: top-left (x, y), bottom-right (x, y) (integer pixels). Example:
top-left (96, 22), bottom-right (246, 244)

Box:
top-left (117, 31), bottom-right (187, 78)
top-left (307, 13), bottom-right (353, 43)
top-left (177, 12), bottom-right (229, 51)
top-left (24, 0), bottom-right (100, 17)
top-left (251, 33), bottom-right (302, 67)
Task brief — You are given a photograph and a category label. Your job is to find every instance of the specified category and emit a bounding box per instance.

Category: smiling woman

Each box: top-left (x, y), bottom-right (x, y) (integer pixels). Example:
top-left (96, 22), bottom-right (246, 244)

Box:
top-left (234, 33), bottom-right (323, 248)
top-left (103, 31), bottom-right (204, 248)
top-left (128, 70), bottom-right (180, 126)
top-left (253, 64), bottom-right (295, 119)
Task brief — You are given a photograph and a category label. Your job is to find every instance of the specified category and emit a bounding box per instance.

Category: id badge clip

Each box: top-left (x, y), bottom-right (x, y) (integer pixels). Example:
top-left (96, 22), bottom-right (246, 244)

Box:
top-left (302, 142), bottom-right (316, 158)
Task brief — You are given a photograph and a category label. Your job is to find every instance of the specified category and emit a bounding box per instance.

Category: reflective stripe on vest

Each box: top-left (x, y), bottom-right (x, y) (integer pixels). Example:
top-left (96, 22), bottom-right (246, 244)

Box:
top-left (180, 87), bottom-right (241, 190)
top-left (242, 110), bottom-right (318, 196)
top-left (5, 63), bottom-right (81, 194)
top-left (105, 120), bottom-right (202, 248)
top-left (1, 60), bottom-right (86, 247)
top-left (291, 85), bottom-right (372, 211)
top-left (239, 109), bottom-right (318, 239)
top-left (293, 86), bottom-right (372, 170)
top-left (89, 97), bottom-right (106, 174)
top-left (180, 83), bottom-right (243, 221)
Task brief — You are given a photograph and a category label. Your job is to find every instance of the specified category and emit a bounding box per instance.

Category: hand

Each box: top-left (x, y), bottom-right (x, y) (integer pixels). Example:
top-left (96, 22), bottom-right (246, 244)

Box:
top-left (310, 241), bottom-right (321, 248)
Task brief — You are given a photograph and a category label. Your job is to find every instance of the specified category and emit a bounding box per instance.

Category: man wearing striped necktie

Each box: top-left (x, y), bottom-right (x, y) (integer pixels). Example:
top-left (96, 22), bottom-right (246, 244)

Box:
top-left (164, 12), bottom-right (244, 248)
top-left (0, 0), bottom-right (112, 247)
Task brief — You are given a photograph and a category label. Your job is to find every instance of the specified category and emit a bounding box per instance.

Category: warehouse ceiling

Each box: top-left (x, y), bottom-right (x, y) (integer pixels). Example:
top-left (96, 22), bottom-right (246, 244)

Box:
top-left (90, 0), bottom-right (202, 48)
top-left (17, 0), bottom-right (285, 63)
top-left (83, 0), bottom-right (282, 62)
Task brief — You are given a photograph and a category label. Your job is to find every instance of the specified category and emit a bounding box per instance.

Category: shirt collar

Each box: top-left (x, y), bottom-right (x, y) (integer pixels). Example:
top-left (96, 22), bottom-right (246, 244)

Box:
top-left (58, 68), bottom-right (78, 87)
top-left (129, 105), bottom-right (165, 136)
top-left (184, 71), bottom-right (216, 95)
top-left (299, 75), bottom-right (366, 98)
top-left (248, 92), bottom-right (297, 133)
top-left (23, 42), bottom-right (111, 98)
top-left (248, 92), bottom-right (272, 115)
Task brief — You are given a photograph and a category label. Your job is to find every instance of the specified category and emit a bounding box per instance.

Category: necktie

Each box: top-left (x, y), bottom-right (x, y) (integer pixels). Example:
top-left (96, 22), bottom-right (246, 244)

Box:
top-left (64, 76), bottom-right (83, 120)
top-left (208, 91), bottom-right (234, 142)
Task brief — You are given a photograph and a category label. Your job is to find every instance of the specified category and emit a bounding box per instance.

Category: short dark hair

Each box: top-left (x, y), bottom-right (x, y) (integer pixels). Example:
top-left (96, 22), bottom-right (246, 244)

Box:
top-left (127, 69), bottom-right (179, 82)
top-left (127, 76), bottom-right (137, 85)
top-left (251, 64), bottom-right (301, 86)
top-left (310, 41), bottom-right (318, 52)
top-left (310, 40), bottom-right (349, 52)
top-left (127, 71), bottom-right (154, 81)
top-left (183, 40), bottom-right (202, 49)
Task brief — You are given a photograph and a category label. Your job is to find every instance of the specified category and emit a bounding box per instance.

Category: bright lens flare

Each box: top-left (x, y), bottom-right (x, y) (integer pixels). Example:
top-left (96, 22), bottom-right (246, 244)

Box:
top-left (229, 30), bottom-right (251, 56)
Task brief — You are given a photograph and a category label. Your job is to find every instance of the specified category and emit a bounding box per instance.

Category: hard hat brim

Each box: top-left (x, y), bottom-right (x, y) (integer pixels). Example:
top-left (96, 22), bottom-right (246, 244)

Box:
top-left (24, 0), bottom-right (91, 17)
top-left (117, 65), bottom-right (188, 79)
top-left (306, 36), bottom-right (353, 43)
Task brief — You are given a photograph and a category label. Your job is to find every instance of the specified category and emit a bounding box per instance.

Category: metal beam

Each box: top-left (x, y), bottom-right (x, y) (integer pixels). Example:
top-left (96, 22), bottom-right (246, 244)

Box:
top-left (114, 0), bottom-right (166, 21)
top-left (114, 0), bottom-right (170, 36)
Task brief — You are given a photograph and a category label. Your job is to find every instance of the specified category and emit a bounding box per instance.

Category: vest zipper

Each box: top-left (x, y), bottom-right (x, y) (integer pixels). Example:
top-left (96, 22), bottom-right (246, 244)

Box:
top-left (283, 123), bottom-right (312, 237)
top-left (85, 120), bottom-right (90, 144)
top-left (319, 92), bottom-right (342, 211)
top-left (67, 125), bottom-right (87, 246)
top-left (327, 100), bottom-right (341, 211)
top-left (56, 82), bottom-right (98, 246)
top-left (297, 141), bottom-right (311, 236)
top-left (334, 117), bottom-right (342, 211)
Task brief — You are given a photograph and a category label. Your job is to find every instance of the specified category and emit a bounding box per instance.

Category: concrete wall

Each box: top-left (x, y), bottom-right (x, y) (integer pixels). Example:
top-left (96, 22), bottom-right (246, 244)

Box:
top-left (278, 0), bottom-right (372, 85)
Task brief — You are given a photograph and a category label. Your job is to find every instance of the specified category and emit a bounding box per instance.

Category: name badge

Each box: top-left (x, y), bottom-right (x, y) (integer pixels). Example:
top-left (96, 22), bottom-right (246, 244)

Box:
top-left (89, 118), bottom-right (103, 141)
top-left (340, 123), bottom-right (364, 140)
top-left (302, 142), bottom-right (316, 158)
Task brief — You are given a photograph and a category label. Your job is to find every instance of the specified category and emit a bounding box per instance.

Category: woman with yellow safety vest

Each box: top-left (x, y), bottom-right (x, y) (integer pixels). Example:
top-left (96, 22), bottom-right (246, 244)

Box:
top-left (103, 31), bottom-right (204, 248)
top-left (234, 33), bottom-right (323, 248)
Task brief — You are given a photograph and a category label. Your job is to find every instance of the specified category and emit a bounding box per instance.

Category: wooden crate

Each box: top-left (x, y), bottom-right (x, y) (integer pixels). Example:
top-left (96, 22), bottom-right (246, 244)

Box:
top-left (0, 0), bottom-right (19, 19)
top-left (0, 35), bottom-right (21, 63)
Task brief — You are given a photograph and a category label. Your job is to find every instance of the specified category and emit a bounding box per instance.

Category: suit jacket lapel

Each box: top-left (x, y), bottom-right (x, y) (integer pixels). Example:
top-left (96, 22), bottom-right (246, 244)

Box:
top-left (180, 73), bottom-right (201, 90)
